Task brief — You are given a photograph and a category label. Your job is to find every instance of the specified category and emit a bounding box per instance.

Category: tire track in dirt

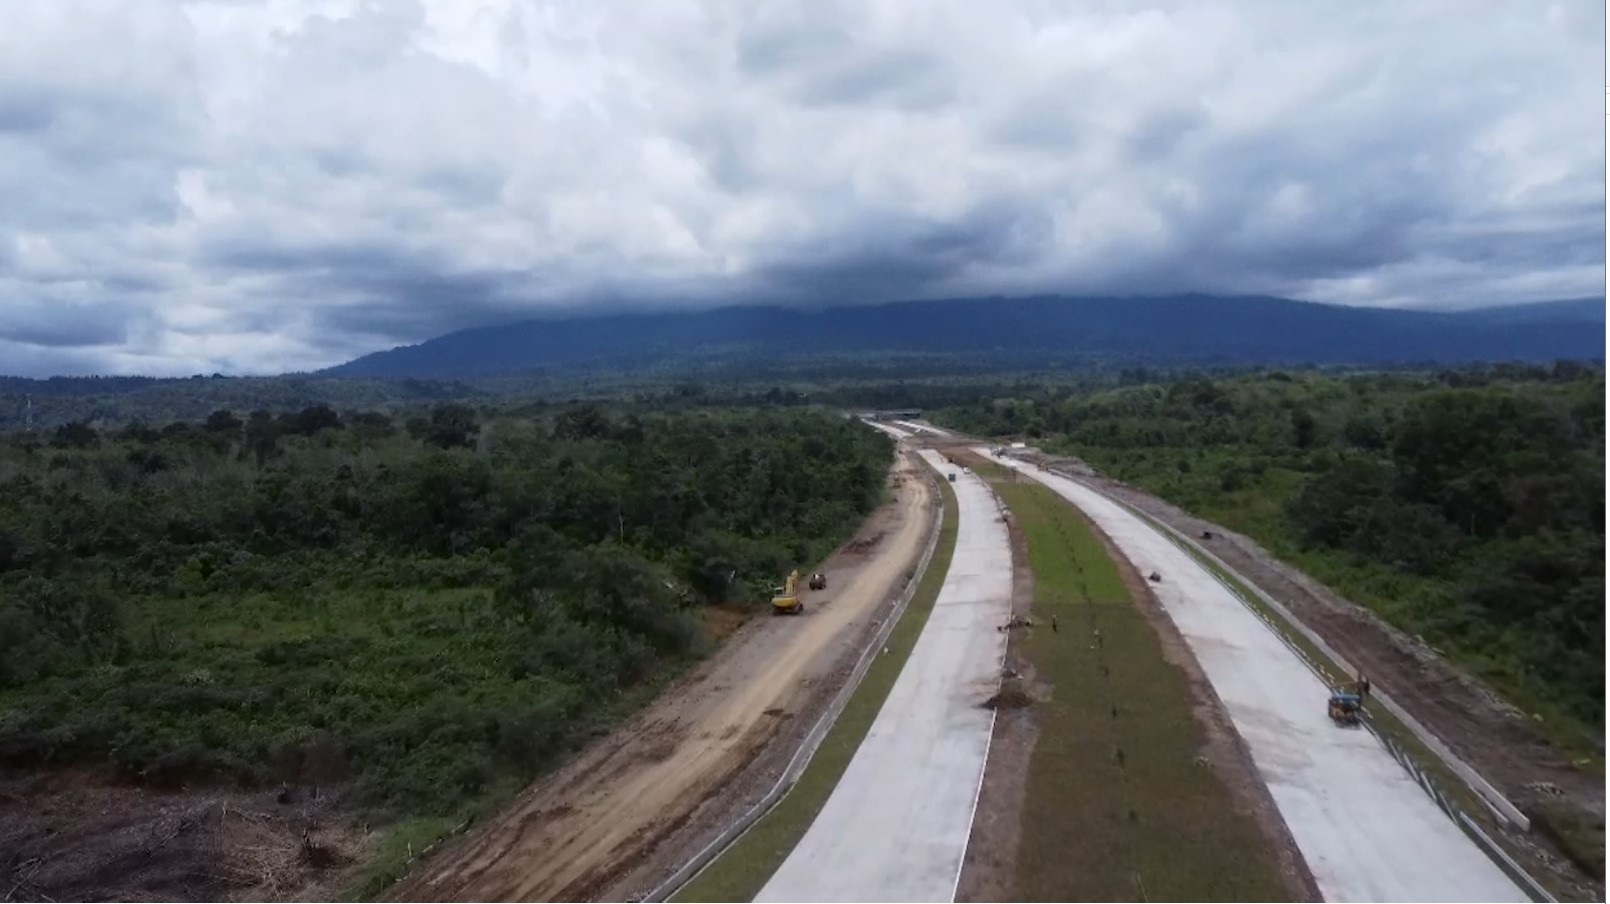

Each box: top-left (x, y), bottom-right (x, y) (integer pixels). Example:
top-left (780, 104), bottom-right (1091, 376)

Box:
top-left (390, 452), bottom-right (936, 903)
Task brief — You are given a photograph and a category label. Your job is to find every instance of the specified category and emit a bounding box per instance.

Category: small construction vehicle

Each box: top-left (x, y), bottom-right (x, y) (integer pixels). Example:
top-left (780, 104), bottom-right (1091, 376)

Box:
top-left (771, 569), bottom-right (804, 615)
top-left (809, 572), bottom-right (827, 591)
top-left (1327, 689), bottom-right (1362, 726)
top-left (948, 472), bottom-right (957, 482)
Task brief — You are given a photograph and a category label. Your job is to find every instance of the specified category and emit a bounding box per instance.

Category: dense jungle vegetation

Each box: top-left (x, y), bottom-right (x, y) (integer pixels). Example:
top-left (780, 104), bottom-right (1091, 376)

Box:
top-left (937, 363), bottom-right (1605, 739)
top-left (0, 404), bottom-right (890, 820)
top-left (3, 359), bottom-right (1601, 824)
top-left (0, 360), bottom-right (1309, 431)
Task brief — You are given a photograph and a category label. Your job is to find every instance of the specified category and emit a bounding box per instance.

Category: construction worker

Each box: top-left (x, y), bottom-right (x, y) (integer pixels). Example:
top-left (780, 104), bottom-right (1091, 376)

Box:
top-left (1359, 674), bottom-right (1371, 699)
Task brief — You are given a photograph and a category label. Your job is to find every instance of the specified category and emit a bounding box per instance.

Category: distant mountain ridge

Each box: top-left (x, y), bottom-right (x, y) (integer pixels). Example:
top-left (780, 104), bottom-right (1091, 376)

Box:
top-left (1448, 297), bottom-right (1605, 324)
top-left (323, 294), bottom-right (1607, 378)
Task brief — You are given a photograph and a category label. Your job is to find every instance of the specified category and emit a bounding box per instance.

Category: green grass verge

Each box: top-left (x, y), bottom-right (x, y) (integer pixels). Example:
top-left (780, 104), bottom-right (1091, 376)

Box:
top-left (670, 474), bottom-right (960, 903)
top-left (1078, 446), bottom-right (1601, 767)
top-left (1125, 506), bottom-right (1582, 902)
top-left (988, 471), bottom-right (1293, 902)
top-left (345, 813), bottom-right (468, 901)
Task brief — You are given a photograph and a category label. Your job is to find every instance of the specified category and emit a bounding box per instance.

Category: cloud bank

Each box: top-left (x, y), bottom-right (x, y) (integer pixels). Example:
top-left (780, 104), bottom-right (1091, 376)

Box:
top-left (0, 0), bottom-right (1602, 375)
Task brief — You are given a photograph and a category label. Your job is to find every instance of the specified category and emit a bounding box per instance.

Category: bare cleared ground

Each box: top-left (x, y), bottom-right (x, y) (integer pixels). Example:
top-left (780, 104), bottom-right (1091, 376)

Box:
top-left (390, 452), bottom-right (937, 903)
top-left (0, 771), bottom-right (361, 903)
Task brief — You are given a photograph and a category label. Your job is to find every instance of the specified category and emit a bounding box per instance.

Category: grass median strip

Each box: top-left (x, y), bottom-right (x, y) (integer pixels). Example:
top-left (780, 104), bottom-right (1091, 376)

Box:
top-left (985, 469), bottom-right (1295, 902)
top-left (671, 471), bottom-right (960, 903)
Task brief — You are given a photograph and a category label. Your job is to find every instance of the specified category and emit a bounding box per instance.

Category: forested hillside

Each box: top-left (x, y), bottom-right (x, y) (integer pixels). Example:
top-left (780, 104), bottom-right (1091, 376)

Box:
top-left (0, 374), bottom-right (493, 431)
top-left (0, 362), bottom-right (1108, 431)
top-left (326, 295), bottom-right (1606, 379)
top-left (937, 364), bottom-right (1605, 738)
top-left (0, 405), bottom-right (889, 822)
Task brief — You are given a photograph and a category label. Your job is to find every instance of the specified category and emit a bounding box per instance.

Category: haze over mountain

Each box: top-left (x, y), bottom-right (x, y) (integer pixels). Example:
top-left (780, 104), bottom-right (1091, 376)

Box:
top-left (325, 294), bottom-right (1606, 379)
top-left (0, 2), bottom-right (1602, 378)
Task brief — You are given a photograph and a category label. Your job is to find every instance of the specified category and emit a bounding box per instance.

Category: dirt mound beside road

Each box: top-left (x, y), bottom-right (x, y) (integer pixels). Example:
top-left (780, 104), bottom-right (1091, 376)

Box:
top-left (981, 679), bottom-right (1033, 711)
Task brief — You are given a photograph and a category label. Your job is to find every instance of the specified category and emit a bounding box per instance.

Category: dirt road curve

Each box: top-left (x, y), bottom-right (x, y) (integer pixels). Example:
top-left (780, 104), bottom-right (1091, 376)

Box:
top-left (392, 451), bottom-right (936, 903)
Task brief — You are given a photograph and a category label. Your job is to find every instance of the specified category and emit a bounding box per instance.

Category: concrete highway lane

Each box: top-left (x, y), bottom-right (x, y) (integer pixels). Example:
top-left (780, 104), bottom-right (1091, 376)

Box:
top-left (982, 450), bottom-right (1526, 904)
top-left (756, 450), bottom-right (1011, 903)
top-left (892, 419), bottom-right (952, 437)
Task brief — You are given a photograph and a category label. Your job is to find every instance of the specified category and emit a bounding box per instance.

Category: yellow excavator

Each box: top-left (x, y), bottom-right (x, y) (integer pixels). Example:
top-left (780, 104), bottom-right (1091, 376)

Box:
top-left (771, 569), bottom-right (805, 615)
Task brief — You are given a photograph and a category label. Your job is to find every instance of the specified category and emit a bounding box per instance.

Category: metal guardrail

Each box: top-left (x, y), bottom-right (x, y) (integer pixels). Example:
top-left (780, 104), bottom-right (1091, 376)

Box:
top-left (643, 468), bottom-right (949, 902)
top-left (1367, 727), bottom-right (1556, 902)
top-left (1131, 503), bottom-right (1531, 831)
top-left (1085, 486), bottom-right (1556, 904)
top-left (1022, 454), bottom-right (1530, 825)
top-left (993, 453), bottom-right (1555, 903)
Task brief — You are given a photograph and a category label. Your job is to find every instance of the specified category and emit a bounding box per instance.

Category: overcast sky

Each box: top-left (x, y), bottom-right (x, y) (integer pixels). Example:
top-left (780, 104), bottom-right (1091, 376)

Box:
top-left (0, 0), bottom-right (1603, 377)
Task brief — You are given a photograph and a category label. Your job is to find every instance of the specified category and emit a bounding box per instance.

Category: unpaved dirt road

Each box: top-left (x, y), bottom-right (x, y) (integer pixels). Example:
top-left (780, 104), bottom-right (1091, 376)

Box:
top-left (392, 451), bottom-right (936, 903)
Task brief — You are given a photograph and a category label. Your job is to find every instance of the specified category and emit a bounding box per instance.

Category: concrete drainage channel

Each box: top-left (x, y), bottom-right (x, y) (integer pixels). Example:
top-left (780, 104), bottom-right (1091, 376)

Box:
top-left (642, 471), bottom-right (948, 903)
top-left (1064, 472), bottom-right (1557, 903)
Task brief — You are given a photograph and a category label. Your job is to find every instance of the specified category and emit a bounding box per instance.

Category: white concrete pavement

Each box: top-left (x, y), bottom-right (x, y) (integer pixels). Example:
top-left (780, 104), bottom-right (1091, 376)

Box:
top-left (756, 450), bottom-right (1011, 903)
top-left (981, 451), bottom-right (1527, 904)
top-left (892, 419), bottom-right (953, 437)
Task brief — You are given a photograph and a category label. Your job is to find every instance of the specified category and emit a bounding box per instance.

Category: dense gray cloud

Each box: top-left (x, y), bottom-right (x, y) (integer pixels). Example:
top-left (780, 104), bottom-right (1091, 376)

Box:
top-left (0, 0), bottom-right (1602, 376)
